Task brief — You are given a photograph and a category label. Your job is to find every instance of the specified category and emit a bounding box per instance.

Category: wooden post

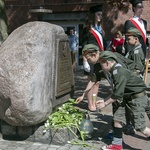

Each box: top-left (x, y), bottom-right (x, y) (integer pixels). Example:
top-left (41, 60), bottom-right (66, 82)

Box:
top-left (144, 48), bottom-right (150, 83)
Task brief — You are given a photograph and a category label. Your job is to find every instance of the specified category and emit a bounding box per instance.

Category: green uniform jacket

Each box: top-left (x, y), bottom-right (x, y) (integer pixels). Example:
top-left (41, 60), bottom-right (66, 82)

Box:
top-left (110, 63), bottom-right (146, 101)
top-left (125, 44), bottom-right (145, 73)
top-left (91, 52), bottom-right (136, 83)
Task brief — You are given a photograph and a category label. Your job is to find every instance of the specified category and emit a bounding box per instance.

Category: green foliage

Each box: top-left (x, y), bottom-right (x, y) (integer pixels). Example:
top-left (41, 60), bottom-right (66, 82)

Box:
top-left (44, 98), bottom-right (86, 140)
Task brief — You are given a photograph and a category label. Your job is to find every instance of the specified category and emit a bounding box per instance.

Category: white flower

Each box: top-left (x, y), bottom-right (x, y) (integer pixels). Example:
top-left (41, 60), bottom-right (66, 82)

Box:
top-left (43, 130), bottom-right (47, 133)
top-left (58, 107), bottom-right (62, 110)
top-left (67, 141), bottom-right (71, 143)
top-left (45, 123), bottom-right (50, 128)
top-left (66, 112), bottom-right (69, 114)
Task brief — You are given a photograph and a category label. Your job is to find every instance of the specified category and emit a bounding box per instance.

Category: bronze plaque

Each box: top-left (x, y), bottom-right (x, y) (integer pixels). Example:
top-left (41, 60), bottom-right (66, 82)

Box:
top-left (56, 40), bottom-right (74, 97)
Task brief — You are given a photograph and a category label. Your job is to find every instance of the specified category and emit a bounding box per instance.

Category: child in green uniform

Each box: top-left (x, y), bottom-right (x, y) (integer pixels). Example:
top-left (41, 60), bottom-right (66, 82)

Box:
top-left (124, 27), bottom-right (146, 134)
top-left (125, 27), bottom-right (145, 76)
top-left (79, 44), bottom-right (150, 149)
top-left (95, 52), bottom-right (150, 150)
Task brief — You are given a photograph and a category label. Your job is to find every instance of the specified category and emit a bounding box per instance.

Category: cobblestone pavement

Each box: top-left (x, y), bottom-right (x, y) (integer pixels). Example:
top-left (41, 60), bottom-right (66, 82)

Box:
top-left (0, 69), bottom-right (150, 150)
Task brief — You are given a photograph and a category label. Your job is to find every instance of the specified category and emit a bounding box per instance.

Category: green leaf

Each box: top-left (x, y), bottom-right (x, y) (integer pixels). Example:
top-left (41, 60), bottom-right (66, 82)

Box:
top-left (44, 99), bottom-right (85, 140)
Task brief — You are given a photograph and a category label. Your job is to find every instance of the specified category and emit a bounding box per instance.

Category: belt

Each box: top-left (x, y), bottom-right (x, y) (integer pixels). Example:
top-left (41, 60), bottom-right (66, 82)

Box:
top-left (131, 91), bottom-right (146, 99)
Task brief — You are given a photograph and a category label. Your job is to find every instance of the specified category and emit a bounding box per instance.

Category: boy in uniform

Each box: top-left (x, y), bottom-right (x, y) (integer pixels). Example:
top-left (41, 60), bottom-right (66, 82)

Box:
top-left (76, 44), bottom-right (105, 108)
top-left (76, 44), bottom-right (136, 109)
top-left (94, 52), bottom-right (150, 150)
top-left (125, 27), bottom-right (145, 77)
top-left (124, 27), bottom-right (146, 134)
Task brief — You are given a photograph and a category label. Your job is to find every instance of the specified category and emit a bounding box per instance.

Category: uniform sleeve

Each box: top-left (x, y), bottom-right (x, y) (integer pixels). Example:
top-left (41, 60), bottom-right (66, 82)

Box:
top-left (134, 49), bottom-right (145, 72)
top-left (111, 69), bottom-right (127, 100)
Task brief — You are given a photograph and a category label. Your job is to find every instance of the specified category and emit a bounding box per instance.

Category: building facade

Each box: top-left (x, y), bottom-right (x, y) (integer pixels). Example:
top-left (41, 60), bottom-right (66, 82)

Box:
top-left (5, 0), bottom-right (150, 67)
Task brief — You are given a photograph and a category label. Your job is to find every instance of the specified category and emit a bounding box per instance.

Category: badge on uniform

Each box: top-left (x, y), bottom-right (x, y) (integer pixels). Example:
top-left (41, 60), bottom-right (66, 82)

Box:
top-left (134, 50), bottom-right (139, 54)
top-left (113, 69), bottom-right (117, 75)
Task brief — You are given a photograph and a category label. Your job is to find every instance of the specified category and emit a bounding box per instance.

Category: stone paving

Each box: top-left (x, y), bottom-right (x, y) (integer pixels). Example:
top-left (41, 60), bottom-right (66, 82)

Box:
top-left (0, 69), bottom-right (150, 150)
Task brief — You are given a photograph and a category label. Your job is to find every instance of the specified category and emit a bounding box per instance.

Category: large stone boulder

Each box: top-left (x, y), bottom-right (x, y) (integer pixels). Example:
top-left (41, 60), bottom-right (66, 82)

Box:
top-left (0, 21), bottom-right (67, 126)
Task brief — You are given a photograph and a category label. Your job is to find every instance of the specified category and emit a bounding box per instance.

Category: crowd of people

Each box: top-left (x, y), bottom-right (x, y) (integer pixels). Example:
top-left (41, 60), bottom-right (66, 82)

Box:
top-left (74, 0), bottom-right (150, 150)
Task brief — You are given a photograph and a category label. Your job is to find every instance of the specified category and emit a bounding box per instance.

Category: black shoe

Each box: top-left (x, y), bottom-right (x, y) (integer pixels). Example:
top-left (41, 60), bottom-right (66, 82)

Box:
top-left (123, 124), bottom-right (136, 135)
top-left (104, 131), bottom-right (114, 140)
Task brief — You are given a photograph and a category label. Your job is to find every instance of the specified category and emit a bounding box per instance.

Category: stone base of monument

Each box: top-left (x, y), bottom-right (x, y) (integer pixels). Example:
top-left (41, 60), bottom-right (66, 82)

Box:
top-left (27, 125), bottom-right (77, 145)
top-left (0, 120), bottom-right (77, 145)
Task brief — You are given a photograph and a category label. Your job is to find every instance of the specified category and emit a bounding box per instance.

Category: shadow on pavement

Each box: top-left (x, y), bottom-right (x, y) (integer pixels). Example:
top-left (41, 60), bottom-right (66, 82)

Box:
top-left (123, 142), bottom-right (142, 150)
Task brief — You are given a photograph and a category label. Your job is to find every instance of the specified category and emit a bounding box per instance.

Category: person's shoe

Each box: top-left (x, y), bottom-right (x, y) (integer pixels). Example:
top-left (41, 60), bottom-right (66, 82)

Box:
top-left (123, 124), bottom-right (136, 135)
top-left (101, 144), bottom-right (123, 150)
top-left (104, 130), bottom-right (114, 140)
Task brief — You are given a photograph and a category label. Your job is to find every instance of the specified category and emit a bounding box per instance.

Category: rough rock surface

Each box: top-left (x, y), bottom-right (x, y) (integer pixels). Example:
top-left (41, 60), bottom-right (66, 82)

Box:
top-left (0, 21), bottom-right (64, 126)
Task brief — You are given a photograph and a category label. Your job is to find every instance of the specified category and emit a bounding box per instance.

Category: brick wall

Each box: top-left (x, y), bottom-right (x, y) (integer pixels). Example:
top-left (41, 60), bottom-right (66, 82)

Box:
top-left (141, 1), bottom-right (150, 31)
top-left (5, 1), bottom-right (150, 40)
top-left (102, 1), bottom-right (150, 40)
